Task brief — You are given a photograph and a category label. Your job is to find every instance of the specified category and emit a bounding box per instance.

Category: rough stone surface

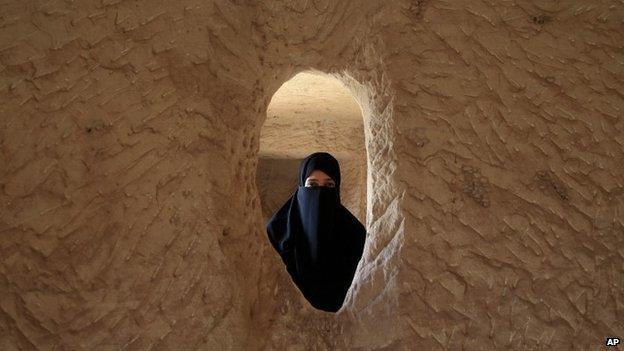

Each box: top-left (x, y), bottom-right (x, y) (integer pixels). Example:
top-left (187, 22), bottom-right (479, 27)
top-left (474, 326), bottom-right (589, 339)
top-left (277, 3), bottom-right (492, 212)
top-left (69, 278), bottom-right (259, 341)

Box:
top-left (0, 0), bottom-right (623, 350)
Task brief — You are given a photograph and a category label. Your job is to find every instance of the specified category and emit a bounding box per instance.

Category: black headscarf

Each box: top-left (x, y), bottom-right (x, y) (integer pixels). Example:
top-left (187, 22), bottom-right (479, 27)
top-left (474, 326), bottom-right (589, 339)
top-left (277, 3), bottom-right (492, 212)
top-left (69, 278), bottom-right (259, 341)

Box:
top-left (266, 152), bottom-right (366, 312)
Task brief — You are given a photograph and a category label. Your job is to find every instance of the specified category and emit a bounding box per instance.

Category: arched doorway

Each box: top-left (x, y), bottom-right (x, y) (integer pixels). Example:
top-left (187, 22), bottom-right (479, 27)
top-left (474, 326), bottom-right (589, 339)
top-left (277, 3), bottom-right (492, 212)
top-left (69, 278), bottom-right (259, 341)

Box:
top-left (256, 70), bottom-right (367, 225)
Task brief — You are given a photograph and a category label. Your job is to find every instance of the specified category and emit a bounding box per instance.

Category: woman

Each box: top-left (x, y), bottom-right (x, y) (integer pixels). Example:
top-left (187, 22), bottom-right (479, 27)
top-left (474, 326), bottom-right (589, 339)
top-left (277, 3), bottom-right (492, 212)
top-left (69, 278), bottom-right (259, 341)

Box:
top-left (266, 152), bottom-right (366, 312)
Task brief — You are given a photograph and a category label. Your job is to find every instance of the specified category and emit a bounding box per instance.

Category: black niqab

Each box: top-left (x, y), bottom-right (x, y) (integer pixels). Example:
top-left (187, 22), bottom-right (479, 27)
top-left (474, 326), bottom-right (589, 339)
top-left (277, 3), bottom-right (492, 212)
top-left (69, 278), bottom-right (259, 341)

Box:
top-left (266, 152), bottom-right (366, 312)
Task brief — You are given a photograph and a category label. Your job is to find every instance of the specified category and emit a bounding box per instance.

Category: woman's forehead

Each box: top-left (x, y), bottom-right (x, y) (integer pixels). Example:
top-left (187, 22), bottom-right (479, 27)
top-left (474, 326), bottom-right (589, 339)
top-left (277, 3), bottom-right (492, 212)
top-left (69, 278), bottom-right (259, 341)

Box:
top-left (306, 170), bottom-right (333, 180)
top-left (299, 153), bottom-right (340, 185)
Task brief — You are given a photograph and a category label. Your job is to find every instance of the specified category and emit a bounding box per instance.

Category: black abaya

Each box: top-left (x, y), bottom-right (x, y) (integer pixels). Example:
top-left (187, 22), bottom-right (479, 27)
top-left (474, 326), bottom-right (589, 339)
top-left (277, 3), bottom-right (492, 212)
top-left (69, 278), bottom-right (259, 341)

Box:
top-left (266, 152), bottom-right (366, 312)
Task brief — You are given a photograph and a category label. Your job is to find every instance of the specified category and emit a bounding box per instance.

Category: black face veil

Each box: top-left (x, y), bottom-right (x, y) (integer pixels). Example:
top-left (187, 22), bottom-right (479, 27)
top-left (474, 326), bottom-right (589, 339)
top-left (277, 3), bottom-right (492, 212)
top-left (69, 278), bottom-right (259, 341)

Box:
top-left (266, 152), bottom-right (366, 312)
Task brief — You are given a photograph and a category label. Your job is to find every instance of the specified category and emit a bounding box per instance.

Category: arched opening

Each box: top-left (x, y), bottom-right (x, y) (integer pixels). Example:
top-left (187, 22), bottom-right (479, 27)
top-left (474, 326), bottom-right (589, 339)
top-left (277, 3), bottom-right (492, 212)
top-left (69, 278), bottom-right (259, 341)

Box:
top-left (255, 70), bottom-right (369, 312)
top-left (257, 71), bottom-right (367, 225)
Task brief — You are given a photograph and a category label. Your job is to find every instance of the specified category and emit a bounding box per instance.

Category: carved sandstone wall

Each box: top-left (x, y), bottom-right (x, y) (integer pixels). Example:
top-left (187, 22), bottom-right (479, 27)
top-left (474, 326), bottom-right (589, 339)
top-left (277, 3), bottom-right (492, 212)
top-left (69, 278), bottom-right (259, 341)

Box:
top-left (0, 1), bottom-right (622, 350)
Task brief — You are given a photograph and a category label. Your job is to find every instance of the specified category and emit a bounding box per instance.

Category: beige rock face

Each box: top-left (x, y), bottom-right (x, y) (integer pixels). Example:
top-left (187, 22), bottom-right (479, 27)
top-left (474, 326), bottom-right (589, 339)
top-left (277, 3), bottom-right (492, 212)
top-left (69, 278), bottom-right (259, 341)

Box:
top-left (1, 1), bottom-right (623, 350)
